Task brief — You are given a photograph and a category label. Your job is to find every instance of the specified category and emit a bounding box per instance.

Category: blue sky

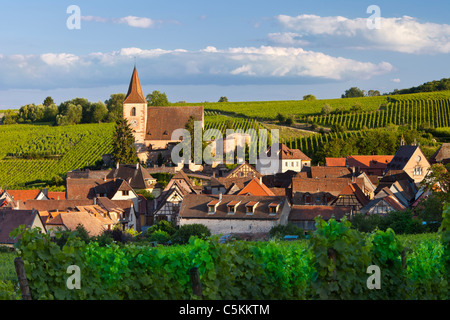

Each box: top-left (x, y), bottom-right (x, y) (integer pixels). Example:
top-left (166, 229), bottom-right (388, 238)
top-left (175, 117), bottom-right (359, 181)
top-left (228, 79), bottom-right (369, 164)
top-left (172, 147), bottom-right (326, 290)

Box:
top-left (1, 0), bottom-right (450, 109)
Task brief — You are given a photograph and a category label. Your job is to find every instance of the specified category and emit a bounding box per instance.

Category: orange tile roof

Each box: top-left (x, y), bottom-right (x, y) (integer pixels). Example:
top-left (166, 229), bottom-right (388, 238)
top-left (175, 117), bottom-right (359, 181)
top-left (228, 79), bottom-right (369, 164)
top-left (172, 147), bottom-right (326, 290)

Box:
top-left (347, 155), bottom-right (394, 169)
top-left (326, 157), bottom-right (346, 167)
top-left (6, 190), bottom-right (40, 202)
top-left (237, 178), bottom-right (275, 196)
top-left (123, 66), bottom-right (147, 104)
top-left (48, 192), bottom-right (66, 200)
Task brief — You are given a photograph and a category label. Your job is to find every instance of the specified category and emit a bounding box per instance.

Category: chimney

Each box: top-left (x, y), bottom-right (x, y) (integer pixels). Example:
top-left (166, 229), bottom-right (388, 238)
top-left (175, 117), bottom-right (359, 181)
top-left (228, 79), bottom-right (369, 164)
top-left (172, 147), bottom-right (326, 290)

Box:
top-left (116, 162), bottom-right (119, 169)
top-left (259, 177), bottom-right (263, 185)
top-left (136, 162), bottom-right (139, 170)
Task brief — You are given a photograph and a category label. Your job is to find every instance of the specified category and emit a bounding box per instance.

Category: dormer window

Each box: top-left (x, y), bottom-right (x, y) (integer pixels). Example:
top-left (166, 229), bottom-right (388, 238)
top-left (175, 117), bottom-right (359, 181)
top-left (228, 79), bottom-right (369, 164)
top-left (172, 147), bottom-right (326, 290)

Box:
top-left (227, 200), bottom-right (240, 214)
top-left (207, 199), bottom-right (221, 214)
top-left (268, 201), bottom-right (280, 214)
top-left (245, 201), bottom-right (258, 214)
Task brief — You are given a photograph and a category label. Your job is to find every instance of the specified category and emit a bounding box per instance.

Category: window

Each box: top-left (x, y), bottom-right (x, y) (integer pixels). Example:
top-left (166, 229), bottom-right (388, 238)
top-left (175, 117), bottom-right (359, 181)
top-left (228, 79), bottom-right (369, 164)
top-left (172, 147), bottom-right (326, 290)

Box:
top-left (414, 167), bottom-right (423, 176)
top-left (246, 206), bottom-right (253, 213)
top-left (269, 206), bottom-right (277, 213)
top-left (208, 205), bottom-right (215, 213)
top-left (122, 190), bottom-right (129, 196)
top-left (131, 107), bottom-right (136, 116)
top-left (228, 205), bottom-right (234, 213)
top-left (305, 195), bottom-right (311, 204)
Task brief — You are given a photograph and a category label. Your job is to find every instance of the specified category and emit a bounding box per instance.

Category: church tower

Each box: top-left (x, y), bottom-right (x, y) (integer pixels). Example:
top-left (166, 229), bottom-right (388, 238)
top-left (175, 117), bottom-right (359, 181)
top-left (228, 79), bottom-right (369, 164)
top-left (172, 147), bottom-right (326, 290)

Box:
top-left (123, 66), bottom-right (148, 153)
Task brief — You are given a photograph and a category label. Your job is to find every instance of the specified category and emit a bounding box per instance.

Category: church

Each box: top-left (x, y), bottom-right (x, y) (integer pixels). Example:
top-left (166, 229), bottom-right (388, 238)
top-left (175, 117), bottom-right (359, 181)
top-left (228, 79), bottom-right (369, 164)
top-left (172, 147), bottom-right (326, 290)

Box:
top-left (122, 66), bottom-right (204, 164)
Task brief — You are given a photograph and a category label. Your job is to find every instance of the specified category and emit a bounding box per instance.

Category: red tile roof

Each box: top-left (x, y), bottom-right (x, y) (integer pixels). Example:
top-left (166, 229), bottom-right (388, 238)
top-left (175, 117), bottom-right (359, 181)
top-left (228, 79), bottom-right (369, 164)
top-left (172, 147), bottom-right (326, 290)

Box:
top-left (5, 190), bottom-right (40, 202)
top-left (326, 157), bottom-right (346, 167)
top-left (237, 178), bottom-right (275, 196)
top-left (123, 66), bottom-right (147, 104)
top-left (267, 143), bottom-right (311, 161)
top-left (292, 177), bottom-right (352, 196)
top-left (145, 106), bottom-right (204, 141)
top-left (289, 205), bottom-right (352, 221)
top-left (347, 155), bottom-right (394, 169)
top-left (309, 166), bottom-right (352, 179)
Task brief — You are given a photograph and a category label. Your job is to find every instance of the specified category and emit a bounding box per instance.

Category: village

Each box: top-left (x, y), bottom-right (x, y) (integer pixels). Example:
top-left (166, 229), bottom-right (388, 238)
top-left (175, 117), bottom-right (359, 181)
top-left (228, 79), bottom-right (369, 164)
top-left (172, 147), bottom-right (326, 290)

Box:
top-left (0, 66), bottom-right (448, 246)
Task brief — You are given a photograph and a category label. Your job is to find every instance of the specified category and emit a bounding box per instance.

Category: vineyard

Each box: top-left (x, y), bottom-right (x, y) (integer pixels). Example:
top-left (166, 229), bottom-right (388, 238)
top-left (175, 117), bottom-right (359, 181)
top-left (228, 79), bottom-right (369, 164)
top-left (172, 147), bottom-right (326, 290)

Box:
top-left (4, 212), bottom-right (448, 300)
top-left (0, 123), bottom-right (115, 189)
top-left (307, 98), bottom-right (450, 130)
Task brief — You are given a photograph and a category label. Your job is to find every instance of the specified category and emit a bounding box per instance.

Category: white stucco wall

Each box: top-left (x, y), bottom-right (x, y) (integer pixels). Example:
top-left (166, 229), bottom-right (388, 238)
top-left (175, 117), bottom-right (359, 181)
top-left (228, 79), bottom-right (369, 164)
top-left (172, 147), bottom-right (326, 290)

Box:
top-left (179, 218), bottom-right (280, 235)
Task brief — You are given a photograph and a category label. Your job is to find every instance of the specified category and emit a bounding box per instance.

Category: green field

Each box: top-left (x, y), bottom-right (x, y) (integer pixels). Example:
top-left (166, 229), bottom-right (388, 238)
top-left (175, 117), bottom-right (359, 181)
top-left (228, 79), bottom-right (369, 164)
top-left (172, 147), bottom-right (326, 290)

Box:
top-left (177, 95), bottom-right (389, 120)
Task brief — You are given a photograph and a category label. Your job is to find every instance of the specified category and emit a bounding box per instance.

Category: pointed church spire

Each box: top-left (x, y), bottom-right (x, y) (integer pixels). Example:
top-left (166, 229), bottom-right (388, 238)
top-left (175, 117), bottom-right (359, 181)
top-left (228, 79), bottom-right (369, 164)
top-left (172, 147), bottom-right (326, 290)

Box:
top-left (124, 66), bottom-right (147, 104)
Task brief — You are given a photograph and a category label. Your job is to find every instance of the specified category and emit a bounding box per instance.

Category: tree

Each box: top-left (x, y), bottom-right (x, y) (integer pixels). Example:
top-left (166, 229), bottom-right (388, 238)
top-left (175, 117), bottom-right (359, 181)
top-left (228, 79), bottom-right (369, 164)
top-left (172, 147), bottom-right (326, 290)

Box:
top-left (303, 94), bottom-right (316, 101)
top-left (341, 87), bottom-right (365, 98)
top-left (218, 96), bottom-right (228, 102)
top-left (269, 223), bottom-right (304, 239)
top-left (276, 113), bottom-right (286, 123)
top-left (146, 91), bottom-right (169, 106)
top-left (367, 90), bottom-right (381, 97)
top-left (111, 118), bottom-right (139, 165)
top-left (43, 96), bottom-right (54, 107)
top-left (421, 163), bottom-right (450, 193)
top-left (321, 104), bottom-right (332, 115)
top-left (56, 104), bottom-right (82, 126)
top-left (1, 110), bottom-right (18, 124)
top-left (90, 101), bottom-right (108, 123)
top-left (172, 224), bottom-right (211, 244)
top-left (104, 93), bottom-right (126, 123)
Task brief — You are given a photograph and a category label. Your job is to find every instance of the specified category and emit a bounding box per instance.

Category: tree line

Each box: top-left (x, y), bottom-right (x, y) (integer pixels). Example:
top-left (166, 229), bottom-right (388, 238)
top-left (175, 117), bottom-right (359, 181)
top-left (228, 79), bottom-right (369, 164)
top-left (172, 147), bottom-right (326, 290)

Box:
top-left (0, 90), bottom-right (173, 126)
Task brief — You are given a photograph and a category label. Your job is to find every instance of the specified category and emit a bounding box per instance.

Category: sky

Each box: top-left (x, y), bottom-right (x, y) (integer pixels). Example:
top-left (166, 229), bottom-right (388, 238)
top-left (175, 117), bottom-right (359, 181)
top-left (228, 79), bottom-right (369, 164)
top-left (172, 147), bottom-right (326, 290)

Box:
top-left (0, 0), bottom-right (450, 109)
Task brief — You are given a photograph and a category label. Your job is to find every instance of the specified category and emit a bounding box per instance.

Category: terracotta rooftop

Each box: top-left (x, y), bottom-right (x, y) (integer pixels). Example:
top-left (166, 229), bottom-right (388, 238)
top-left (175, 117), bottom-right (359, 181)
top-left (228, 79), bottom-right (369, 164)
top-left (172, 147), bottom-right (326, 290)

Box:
top-left (237, 178), bottom-right (275, 196)
top-left (3, 190), bottom-right (40, 202)
top-left (289, 205), bottom-right (351, 221)
top-left (145, 106), bottom-right (204, 141)
top-left (46, 211), bottom-right (107, 237)
top-left (347, 155), bottom-right (394, 170)
top-left (292, 177), bottom-right (353, 196)
top-left (123, 66), bottom-right (147, 105)
top-left (326, 157), bottom-right (346, 167)
top-left (267, 143), bottom-right (311, 161)
top-left (308, 166), bottom-right (352, 179)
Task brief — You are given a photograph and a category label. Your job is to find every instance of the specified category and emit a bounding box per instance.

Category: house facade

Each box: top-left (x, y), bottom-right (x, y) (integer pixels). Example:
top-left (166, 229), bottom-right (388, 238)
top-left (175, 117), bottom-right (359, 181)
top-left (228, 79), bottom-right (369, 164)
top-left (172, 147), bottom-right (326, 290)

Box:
top-left (385, 145), bottom-right (431, 183)
top-left (179, 194), bottom-right (290, 235)
top-left (257, 143), bottom-right (311, 175)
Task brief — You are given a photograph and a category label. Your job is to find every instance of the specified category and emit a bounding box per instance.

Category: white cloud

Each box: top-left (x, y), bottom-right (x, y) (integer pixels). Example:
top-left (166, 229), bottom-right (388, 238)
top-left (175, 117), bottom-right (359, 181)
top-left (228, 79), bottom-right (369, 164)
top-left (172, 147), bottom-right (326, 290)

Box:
top-left (81, 15), bottom-right (166, 29)
top-left (0, 46), bottom-right (393, 89)
top-left (266, 32), bottom-right (310, 46)
top-left (40, 53), bottom-right (80, 67)
top-left (116, 16), bottom-right (155, 29)
top-left (274, 14), bottom-right (450, 54)
top-left (391, 78), bottom-right (401, 83)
